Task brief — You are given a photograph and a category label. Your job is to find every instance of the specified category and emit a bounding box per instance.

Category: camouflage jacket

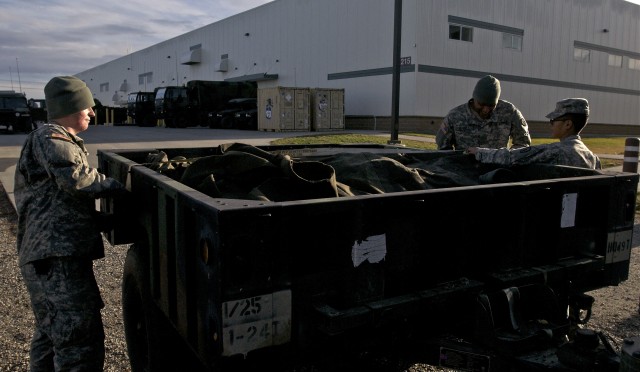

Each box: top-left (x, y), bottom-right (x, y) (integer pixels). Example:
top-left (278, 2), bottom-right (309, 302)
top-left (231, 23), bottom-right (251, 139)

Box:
top-left (14, 124), bottom-right (124, 266)
top-left (436, 99), bottom-right (531, 151)
top-left (474, 135), bottom-right (601, 170)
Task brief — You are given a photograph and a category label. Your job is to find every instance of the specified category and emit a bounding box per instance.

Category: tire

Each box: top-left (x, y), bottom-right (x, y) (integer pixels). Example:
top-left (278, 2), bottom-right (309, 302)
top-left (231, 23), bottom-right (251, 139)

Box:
top-left (141, 114), bottom-right (155, 127)
top-left (122, 246), bottom-right (171, 372)
top-left (248, 117), bottom-right (257, 130)
top-left (221, 116), bottom-right (234, 129)
top-left (123, 245), bottom-right (206, 372)
top-left (198, 113), bottom-right (209, 127)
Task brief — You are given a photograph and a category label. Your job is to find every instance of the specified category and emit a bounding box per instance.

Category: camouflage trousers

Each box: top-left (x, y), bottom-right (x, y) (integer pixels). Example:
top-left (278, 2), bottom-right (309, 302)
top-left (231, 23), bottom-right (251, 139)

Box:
top-left (20, 257), bottom-right (105, 372)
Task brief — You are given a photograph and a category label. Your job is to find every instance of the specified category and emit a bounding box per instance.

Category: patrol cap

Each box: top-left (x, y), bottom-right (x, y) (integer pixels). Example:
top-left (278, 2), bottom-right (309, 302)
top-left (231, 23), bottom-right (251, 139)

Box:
top-left (472, 75), bottom-right (501, 106)
top-left (45, 76), bottom-right (95, 121)
top-left (546, 98), bottom-right (589, 120)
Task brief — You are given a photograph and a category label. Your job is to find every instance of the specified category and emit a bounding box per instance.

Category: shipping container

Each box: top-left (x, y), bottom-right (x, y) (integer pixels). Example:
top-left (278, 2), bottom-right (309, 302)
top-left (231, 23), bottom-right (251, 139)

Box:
top-left (311, 88), bottom-right (345, 131)
top-left (258, 87), bottom-right (310, 131)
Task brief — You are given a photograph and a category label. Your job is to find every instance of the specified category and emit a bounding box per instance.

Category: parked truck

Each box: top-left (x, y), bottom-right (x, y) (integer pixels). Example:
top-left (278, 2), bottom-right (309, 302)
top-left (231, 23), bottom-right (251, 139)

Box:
top-left (154, 81), bottom-right (257, 128)
top-left (0, 90), bottom-right (33, 133)
top-left (127, 91), bottom-right (156, 127)
top-left (154, 86), bottom-right (188, 128)
top-left (98, 143), bottom-right (638, 371)
top-left (185, 80), bottom-right (256, 128)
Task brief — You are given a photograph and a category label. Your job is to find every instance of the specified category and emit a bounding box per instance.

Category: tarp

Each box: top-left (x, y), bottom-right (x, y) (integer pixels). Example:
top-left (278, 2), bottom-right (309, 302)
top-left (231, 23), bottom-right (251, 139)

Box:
top-left (146, 143), bottom-right (520, 201)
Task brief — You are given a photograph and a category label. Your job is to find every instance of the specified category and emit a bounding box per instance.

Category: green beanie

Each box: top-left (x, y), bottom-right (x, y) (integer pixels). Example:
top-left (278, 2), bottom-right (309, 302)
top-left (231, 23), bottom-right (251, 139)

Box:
top-left (472, 75), bottom-right (501, 106)
top-left (45, 76), bottom-right (95, 121)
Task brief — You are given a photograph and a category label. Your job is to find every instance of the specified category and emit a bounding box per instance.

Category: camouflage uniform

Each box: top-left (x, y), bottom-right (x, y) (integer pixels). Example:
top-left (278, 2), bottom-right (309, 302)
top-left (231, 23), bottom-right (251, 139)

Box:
top-left (14, 123), bottom-right (124, 371)
top-left (473, 134), bottom-right (601, 169)
top-left (436, 99), bottom-right (531, 151)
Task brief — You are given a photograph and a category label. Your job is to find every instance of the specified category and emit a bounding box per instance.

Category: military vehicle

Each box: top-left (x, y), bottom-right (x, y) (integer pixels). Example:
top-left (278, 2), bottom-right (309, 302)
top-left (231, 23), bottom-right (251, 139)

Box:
top-left (154, 81), bottom-right (256, 128)
top-left (0, 91), bottom-right (33, 132)
top-left (127, 91), bottom-right (156, 127)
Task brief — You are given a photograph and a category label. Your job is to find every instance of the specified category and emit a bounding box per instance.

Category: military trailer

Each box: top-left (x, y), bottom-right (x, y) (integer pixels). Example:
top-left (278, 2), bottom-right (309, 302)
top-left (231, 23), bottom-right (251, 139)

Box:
top-left (98, 143), bottom-right (638, 371)
top-left (0, 90), bottom-right (32, 133)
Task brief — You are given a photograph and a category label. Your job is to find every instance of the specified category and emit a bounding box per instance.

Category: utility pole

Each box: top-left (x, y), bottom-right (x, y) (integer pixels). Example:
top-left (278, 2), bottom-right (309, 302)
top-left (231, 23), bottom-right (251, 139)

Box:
top-left (388, 0), bottom-right (402, 145)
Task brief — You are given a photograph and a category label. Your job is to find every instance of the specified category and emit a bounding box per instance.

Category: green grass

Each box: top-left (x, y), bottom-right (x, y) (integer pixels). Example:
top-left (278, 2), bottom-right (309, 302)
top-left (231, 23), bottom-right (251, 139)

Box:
top-left (270, 133), bottom-right (438, 150)
top-left (272, 132), bottom-right (626, 155)
top-left (532, 137), bottom-right (626, 155)
top-left (402, 132), bottom-right (628, 155)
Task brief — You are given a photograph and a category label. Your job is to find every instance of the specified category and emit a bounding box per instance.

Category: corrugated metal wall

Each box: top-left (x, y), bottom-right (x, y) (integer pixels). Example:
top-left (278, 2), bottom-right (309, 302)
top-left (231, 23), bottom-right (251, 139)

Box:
top-left (76, 0), bottom-right (640, 126)
top-left (416, 0), bottom-right (640, 124)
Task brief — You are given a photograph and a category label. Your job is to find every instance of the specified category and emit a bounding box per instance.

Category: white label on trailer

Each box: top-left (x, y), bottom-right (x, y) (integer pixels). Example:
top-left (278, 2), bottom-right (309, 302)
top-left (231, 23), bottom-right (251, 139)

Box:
top-left (352, 234), bottom-right (387, 267)
top-left (222, 290), bottom-right (292, 356)
top-left (561, 193), bottom-right (578, 228)
top-left (606, 230), bottom-right (633, 264)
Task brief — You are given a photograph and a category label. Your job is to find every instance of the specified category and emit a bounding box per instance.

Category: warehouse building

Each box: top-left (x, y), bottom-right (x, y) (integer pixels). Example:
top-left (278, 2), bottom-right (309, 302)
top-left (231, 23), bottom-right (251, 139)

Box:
top-left (76, 0), bottom-right (640, 134)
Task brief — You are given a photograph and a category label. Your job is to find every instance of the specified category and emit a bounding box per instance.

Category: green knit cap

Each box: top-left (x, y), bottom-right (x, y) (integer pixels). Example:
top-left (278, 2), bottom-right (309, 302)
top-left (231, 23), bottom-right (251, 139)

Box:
top-left (45, 76), bottom-right (95, 121)
top-left (472, 75), bottom-right (501, 106)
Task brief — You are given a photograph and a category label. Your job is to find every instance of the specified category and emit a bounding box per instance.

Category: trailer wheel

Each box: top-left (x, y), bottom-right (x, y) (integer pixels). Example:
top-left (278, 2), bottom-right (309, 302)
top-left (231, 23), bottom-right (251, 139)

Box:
top-left (141, 114), bottom-right (155, 127)
top-left (221, 116), bottom-right (234, 129)
top-left (123, 245), bottom-right (171, 372)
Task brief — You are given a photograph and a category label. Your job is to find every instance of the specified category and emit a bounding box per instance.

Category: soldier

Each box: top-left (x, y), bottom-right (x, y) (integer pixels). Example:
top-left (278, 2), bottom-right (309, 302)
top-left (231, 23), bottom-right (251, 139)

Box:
top-left (436, 75), bottom-right (531, 151)
top-left (14, 76), bottom-right (126, 370)
top-left (467, 98), bottom-right (601, 170)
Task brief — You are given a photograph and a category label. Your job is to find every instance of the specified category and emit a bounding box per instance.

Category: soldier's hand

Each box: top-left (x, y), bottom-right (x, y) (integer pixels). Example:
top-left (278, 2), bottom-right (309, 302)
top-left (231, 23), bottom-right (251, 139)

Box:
top-left (466, 147), bottom-right (478, 155)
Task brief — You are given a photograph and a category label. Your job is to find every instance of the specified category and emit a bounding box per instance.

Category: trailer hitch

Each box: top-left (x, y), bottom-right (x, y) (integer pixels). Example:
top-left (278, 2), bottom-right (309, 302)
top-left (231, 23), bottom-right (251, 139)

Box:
top-left (568, 293), bottom-right (594, 325)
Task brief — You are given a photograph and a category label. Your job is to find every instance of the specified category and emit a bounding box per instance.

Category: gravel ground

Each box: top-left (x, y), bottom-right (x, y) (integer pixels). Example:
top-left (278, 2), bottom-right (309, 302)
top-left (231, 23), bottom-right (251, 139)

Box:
top-left (0, 178), bottom-right (639, 371)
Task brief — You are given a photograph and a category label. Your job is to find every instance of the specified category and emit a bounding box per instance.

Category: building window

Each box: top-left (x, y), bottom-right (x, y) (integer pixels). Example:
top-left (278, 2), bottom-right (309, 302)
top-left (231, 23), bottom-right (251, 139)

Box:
top-left (608, 54), bottom-right (623, 68)
top-left (99, 83), bottom-right (109, 92)
top-left (502, 33), bottom-right (522, 51)
top-left (138, 72), bottom-right (153, 85)
top-left (573, 47), bottom-right (590, 62)
top-left (629, 58), bottom-right (640, 71)
top-left (449, 24), bottom-right (473, 42)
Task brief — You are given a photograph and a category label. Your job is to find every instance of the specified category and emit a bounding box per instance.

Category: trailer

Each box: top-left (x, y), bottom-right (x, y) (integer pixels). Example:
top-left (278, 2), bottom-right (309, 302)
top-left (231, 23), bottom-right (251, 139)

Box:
top-left (98, 143), bottom-right (638, 371)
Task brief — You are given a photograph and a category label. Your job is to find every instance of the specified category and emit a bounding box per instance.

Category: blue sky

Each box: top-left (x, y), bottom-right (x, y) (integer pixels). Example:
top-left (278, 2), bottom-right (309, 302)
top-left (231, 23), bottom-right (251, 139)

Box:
top-left (0, 0), bottom-right (273, 99)
top-left (1, 0), bottom-right (638, 100)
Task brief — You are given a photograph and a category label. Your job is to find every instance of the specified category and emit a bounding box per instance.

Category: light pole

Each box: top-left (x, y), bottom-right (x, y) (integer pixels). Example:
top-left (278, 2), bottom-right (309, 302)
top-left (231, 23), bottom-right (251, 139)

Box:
top-left (389, 0), bottom-right (402, 145)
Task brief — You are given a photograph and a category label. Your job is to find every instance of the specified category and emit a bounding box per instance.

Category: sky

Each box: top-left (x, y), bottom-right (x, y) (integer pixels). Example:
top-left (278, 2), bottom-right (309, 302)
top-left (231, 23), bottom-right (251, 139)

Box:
top-left (1, 0), bottom-right (638, 100)
top-left (0, 0), bottom-right (273, 99)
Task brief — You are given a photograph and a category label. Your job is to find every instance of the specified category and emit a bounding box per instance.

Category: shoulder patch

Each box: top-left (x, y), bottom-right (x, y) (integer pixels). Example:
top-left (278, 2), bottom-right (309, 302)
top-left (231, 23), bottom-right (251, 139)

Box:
top-left (47, 133), bottom-right (73, 143)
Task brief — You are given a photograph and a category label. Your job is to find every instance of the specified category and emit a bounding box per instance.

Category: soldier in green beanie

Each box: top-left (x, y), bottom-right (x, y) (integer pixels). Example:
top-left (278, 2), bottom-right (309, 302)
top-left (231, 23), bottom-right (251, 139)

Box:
top-left (436, 75), bottom-right (531, 151)
top-left (14, 76), bottom-right (127, 370)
